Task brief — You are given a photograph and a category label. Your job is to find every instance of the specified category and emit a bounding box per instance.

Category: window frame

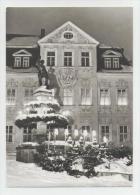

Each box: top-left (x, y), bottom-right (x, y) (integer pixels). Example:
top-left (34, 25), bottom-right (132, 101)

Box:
top-left (81, 52), bottom-right (90, 67)
top-left (64, 51), bottom-right (73, 67)
top-left (100, 88), bottom-right (111, 106)
top-left (119, 125), bottom-right (128, 143)
top-left (63, 88), bottom-right (73, 105)
top-left (23, 127), bottom-right (33, 142)
top-left (6, 125), bottom-right (13, 143)
top-left (113, 57), bottom-right (120, 69)
top-left (14, 56), bottom-right (21, 67)
top-left (6, 88), bottom-right (16, 105)
top-left (81, 87), bottom-right (92, 105)
top-left (117, 88), bottom-right (128, 106)
top-left (47, 51), bottom-right (56, 66)
top-left (23, 56), bottom-right (30, 68)
top-left (104, 58), bottom-right (112, 69)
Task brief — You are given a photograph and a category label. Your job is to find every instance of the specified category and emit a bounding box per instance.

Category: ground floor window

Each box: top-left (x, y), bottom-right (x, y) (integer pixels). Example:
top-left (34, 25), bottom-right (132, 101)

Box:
top-left (81, 125), bottom-right (90, 141)
top-left (6, 125), bottom-right (13, 142)
top-left (100, 125), bottom-right (110, 142)
top-left (23, 127), bottom-right (32, 142)
top-left (119, 125), bottom-right (128, 143)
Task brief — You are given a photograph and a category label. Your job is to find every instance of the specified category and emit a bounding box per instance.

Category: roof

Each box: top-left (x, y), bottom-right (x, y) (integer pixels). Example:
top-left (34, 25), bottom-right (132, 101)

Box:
top-left (6, 66), bottom-right (38, 73)
top-left (6, 36), bottom-right (39, 48)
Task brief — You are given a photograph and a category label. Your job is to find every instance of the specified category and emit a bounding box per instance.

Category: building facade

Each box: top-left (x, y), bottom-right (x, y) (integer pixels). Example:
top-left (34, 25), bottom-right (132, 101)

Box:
top-left (6, 21), bottom-right (133, 153)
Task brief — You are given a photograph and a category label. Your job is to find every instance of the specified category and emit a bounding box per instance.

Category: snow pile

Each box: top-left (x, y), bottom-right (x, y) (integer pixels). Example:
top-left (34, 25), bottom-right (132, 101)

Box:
top-left (20, 142), bottom-right (39, 147)
top-left (7, 159), bottom-right (132, 187)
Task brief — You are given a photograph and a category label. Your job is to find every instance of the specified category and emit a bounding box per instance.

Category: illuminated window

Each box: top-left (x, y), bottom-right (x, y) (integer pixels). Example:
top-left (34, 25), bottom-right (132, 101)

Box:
top-left (101, 125), bottom-right (110, 142)
top-left (81, 52), bottom-right (89, 67)
top-left (100, 89), bottom-right (111, 105)
top-left (81, 88), bottom-right (92, 105)
top-left (63, 88), bottom-right (73, 105)
top-left (117, 89), bottom-right (128, 105)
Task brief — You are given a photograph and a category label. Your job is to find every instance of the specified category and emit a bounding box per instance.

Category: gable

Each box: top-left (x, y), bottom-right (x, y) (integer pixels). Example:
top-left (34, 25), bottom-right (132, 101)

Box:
top-left (38, 21), bottom-right (99, 45)
top-left (12, 49), bottom-right (32, 57)
top-left (102, 50), bottom-right (122, 57)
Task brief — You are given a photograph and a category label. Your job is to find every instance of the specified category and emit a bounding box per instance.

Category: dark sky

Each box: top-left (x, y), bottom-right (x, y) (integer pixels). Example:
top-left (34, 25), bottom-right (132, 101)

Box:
top-left (6, 7), bottom-right (133, 59)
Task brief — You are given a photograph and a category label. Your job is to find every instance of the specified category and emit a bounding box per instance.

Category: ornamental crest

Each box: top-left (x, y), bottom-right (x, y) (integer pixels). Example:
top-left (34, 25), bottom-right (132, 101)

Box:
top-left (58, 68), bottom-right (78, 87)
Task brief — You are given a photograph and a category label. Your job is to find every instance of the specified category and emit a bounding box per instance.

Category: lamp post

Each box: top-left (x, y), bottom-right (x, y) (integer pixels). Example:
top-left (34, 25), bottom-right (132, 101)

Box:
top-left (83, 130), bottom-right (88, 145)
top-left (74, 129), bottom-right (79, 146)
top-left (54, 128), bottom-right (58, 150)
top-left (64, 128), bottom-right (69, 155)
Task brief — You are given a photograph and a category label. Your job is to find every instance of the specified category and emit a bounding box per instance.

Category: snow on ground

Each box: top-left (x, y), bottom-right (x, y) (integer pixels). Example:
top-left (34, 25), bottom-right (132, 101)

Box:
top-left (7, 159), bottom-right (132, 187)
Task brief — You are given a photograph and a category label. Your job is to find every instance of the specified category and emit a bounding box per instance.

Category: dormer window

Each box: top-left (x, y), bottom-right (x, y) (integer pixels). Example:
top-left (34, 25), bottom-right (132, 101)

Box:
top-left (12, 49), bottom-right (32, 68)
top-left (64, 32), bottom-right (73, 39)
top-left (102, 50), bottom-right (122, 70)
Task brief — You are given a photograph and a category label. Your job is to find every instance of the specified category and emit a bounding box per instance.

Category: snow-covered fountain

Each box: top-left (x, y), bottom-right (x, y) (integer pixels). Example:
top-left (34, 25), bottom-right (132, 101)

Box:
top-left (15, 60), bottom-right (73, 162)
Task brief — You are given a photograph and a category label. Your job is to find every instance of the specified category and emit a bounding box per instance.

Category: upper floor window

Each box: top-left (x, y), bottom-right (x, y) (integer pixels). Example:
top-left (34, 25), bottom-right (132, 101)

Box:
top-left (81, 52), bottom-right (89, 67)
top-left (63, 88), bottom-right (73, 105)
top-left (100, 125), bottom-right (110, 142)
top-left (100, 89), bottom-right (111, 105)
top-left (23, 57), bottom-right (30, 67)
top-left (117, 89), bottom-right (128, 105)
top-left (47, 52), bottom-right (55, 66)
top-left (64, 32), bottom-right (73, 39)
top-left (14, 57), bottom-right (21, 67)
top-left (23, 127), bottom-right (33, 142)
top-left (104, 58), bottom-right (111, 69)
top-left (81, 88), bottom-right (92, 105)
top-left (6, 125), bottom-right (13, 142)
top-left (64, 52), bottom-right (72, 66)
top-left (24, 88), bottom-right (34, 101)
top-left (119, 125), bottom-right (128, 143)
top-left (6, 88), bottom-right (16, 105)
top-left (113, 58), bottom-right (120, 69)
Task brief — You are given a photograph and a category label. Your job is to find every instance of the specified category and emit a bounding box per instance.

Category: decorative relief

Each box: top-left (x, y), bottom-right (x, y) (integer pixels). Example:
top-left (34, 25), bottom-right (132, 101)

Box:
top-left (58, 68), bottom-right (78, 87)
top-left (7, 79), bottom-right (18, 88)
top-left (22, 80), bottom-right (38, 87)
top-left (80, 106), bottom-right (93, 113)
top-left (99, 80), bottom-right (111, 88)
top-left (116, 79), bottom-right (128, 87)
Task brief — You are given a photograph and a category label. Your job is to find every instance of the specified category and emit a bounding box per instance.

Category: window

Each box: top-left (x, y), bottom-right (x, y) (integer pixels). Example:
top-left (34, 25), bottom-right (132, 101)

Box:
top-left (119, 125), bottom-right (128, 143)
top-left (14, 57), bottom-right (21, 67)
top-left (23, 57), bottom-right (30, 67)
top-left (82, 126), bottom-right (90, 141)
top-left (81, 52), bottom-right (89, 67)
top-left (47, 52), bottom-right (55, 66)
top-left (63, 88), bottom-right (73, 105)
top-left (6, 125), bottom-right (13, 142)
top-left (64, 32), bottom-right (73, 39)
top-left (101, 125), bottom-right (110, 141)
top-left (117, 89), bottom-right (128, 105)
top-left (7, 88), bottom-right (16, 105)
top-left (24, 88), bottom-right (34, 101)
top-left (23, 127), bottom-right (32, 142)
top-left (64, 52), bottom-right (72, 66)
top-left (81, 88), bottom-right (92, 105)
top-left (113, 58), bottom-right (120, 69)
top-left (104, 58), bottom-right (111, 69)
top-left (100, 89), bottom-right (111, 105)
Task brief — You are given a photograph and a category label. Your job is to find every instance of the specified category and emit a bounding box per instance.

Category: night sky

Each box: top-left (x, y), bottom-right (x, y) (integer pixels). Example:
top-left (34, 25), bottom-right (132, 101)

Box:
top-left (6, 7), bottom-right (133, 59)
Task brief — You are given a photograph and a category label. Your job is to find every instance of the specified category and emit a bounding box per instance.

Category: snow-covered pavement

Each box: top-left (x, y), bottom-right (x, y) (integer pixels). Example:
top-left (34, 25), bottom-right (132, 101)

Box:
top-left (7, 159), bottom-right (132, 187)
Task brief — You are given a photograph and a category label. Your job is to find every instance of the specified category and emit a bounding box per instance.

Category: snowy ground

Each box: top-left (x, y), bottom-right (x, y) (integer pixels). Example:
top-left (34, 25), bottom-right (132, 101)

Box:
top-left (7, 158), bottom-right (132, 187)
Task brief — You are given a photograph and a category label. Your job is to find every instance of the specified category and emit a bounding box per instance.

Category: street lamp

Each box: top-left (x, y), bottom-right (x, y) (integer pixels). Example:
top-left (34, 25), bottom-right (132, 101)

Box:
top-left (54, 128), bottom-right (58, 149)
top-left (64, 128), bottom-right (69, 155)
top-left (83, 130), bottom-right (88, 144)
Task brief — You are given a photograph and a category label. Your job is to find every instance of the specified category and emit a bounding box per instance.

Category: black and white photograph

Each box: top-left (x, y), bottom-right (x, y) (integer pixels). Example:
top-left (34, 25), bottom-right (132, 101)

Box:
top-left (6, 7), bottom-right (133, 187)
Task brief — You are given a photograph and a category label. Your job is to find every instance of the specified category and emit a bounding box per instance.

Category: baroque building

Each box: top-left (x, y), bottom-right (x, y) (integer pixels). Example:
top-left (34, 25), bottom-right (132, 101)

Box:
top-left (6, 21), bottom-right (133, 153)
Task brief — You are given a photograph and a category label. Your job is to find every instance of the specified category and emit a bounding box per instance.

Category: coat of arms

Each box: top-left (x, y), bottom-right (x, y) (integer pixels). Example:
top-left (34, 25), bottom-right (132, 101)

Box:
top-left (58, 68), bottom-right (78, 87)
